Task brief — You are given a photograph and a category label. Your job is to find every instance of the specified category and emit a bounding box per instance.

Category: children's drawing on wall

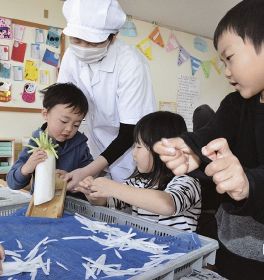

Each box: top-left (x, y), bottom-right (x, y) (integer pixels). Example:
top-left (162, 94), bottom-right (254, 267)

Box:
top-left (42, 48), bottom-right (59, 67)
top-left (0, 17), bottom-right (64, 111)
top-left (11, 41), bottom-right (27, 63)
top-left (0, 17), bottom-right (12, 39)
top-left (21, 83), bottom-right (36, 103)
top-left (39, 69), bottom-right (50, 85)
top-left (0, 81), bottom-right (11, 102)
top-left (46, 27), bottom-right (62, 49)
top-left (24, 60), bottom-right (38, 81)
top-left (0, 45), bottom-right (9, 60)
top-left (13, 24), bottom-right (25, 41)
top-left (35, 29), bottom-right (45, 44)
top-left (13, 66), bottom-right (23, 81)
top-left (0, 62), bottom-right (11, 79)
top-left (31, 43), bottom-right (41, 59)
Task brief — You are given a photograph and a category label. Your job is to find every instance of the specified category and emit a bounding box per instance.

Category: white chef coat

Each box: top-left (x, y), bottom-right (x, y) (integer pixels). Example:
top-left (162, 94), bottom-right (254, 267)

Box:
top-left (58, 39), bottom-right (156, 181)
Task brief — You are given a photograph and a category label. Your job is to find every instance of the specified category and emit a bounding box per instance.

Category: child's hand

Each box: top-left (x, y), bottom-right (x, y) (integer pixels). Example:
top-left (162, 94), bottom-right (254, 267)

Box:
top-left (87, 177), bottom-right (114, 198)
top-left (76, 176), bottom-right (108, 206)
top-left (21, 149), bottom-right (47, 176)
top-left (153, 137), bottom-right (200, 175)
top-left (63, 168), bottom-right (88, 192)
top-left (0, 244), bottom-right (5, 275)
top-left (202, 138), bottom-right (249, 201)
top-left (56, 169), bottom-right (68, 179)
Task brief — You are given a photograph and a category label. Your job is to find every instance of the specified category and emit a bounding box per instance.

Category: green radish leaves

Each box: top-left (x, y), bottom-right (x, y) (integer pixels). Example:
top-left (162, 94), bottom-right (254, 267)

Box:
top-left (26, 131), bottom-right (59, 159)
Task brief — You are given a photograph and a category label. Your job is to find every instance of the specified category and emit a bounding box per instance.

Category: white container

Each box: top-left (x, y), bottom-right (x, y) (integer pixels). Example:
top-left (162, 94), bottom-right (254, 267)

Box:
top-left (34, 153), bottom-right (55, 205)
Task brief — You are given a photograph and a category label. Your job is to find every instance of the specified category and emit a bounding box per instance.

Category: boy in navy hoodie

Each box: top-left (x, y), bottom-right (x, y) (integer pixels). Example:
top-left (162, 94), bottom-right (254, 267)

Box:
top-left (7, 83), bottom-right (93, 194)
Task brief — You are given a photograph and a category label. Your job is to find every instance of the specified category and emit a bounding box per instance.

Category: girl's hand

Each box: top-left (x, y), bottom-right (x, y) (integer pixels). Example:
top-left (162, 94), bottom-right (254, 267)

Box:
top-left (21, 149), bottom-right (47, 176)
top-left (153, 137), bottom-right (200, 175)
top-left (76, 176), bottom-right (107, 206)
top-left (203, 138), bottom-right (249, 201)
top-left (0, 244), bottom-right (5, 275)
top-left (88, 177), bottom-right (114, 198)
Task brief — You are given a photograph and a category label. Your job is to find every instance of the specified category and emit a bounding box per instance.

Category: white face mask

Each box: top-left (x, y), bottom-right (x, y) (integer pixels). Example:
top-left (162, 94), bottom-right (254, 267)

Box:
top-left (69, 43), bottom-right (109, 64)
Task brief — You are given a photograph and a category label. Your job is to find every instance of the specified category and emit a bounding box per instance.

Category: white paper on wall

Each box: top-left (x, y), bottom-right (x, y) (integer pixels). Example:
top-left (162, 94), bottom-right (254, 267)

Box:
top-left (177, 74), bottom-right (200, 131)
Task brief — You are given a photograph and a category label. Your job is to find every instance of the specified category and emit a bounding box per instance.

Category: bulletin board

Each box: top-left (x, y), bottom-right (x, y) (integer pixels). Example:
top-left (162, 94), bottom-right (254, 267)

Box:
top-left (0, 17), bottom-right (65, 113)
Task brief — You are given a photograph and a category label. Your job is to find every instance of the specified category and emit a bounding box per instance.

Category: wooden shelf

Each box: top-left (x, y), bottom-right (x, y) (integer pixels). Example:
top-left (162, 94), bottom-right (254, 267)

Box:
top-left (0, 138), bottom-right (15, 179)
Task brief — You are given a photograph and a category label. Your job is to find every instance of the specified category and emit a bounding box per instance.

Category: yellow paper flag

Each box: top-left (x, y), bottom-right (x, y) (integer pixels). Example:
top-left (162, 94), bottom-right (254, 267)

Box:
top-left (136, 38), bottom-right (153, 60)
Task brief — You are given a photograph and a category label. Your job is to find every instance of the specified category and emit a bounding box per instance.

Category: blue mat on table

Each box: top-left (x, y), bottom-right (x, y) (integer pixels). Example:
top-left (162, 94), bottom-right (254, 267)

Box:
top-left (0, 207), bottom-right (201, 280)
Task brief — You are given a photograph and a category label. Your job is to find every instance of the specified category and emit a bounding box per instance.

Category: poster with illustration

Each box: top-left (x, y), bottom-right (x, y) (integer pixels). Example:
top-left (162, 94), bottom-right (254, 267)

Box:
top-left (0, 81), bottom-right (11, 102)
top-left (35, 29), bottom-right (45, 44)
top-left (0, 17), bottom-right (12, 39)
top-left (0, 62), bottom-right (11, 79)
top-left (11, 41), bottom-right (27, 63)
top-left (22, 83), bottom-right (36, 103)
top-left (43, 49), bottom-right (60, 67)
top-left (24, 60), bottom-right (38, 81)
top-left (46, 27), bottom-right (62, 48)
top-left (0, 18), bottom-right (64, 112)
top-left (0, 45), bottom-right (9, 61)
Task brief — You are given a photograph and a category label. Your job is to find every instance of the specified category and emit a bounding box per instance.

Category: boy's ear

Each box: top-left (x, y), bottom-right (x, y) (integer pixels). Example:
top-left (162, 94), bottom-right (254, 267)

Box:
top-left (42, 108), bottom-right (48, 120)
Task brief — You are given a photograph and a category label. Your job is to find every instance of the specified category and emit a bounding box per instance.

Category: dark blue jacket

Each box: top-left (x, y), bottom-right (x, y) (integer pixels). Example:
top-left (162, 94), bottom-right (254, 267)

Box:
top-left (7, 124), bottom-right (93, 190)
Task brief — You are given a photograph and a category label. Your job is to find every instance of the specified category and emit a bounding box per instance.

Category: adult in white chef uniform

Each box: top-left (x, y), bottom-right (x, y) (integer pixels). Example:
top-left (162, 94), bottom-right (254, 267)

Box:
top-left (58, 0), bottom-right (156, 190)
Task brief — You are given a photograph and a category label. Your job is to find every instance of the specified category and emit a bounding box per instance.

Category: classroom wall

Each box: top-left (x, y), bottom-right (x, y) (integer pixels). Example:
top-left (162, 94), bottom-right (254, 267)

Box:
top-left (0, 0), bottom-right (232, 142)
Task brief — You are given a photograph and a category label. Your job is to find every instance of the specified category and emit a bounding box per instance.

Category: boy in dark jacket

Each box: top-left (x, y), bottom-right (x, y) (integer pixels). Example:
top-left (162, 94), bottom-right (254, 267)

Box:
top-left (7, 83), bottom-right (93, 195)
top-left (154, 0), bottom-right (264, 279)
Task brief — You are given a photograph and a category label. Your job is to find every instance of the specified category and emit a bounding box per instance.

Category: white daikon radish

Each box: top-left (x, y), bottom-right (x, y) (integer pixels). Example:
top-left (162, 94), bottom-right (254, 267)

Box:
top-left (26, 131), bottom-right (58, 206)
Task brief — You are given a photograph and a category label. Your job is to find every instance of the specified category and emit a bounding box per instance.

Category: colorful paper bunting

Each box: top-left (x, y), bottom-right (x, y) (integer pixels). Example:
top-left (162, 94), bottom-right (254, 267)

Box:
top-left (194, 37), bottom-right (208, 52)
top-left (148, 26), bottom-right (164, 48)
top-left (120, 18), bottom-right (137, 37)
top-left (166, 32), bottom-right (179, 52)
top-left (136, 38), bottom-right (153, 60)
top-left (210, 57), bottom-right (223, 75)
top-left (201, 60), bottom-right (212, 78)
top-left (178, 46), bottom-right (190, 65)
top-left (190, 56), bottom-right (201, 76)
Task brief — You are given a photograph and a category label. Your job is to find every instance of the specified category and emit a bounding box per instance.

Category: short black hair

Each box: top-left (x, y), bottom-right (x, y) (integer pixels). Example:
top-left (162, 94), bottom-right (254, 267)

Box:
top-left (193, 104), bottom-right (215, 132)
top-left (41, 83), bottom-right (88, 116)
top-left (214, 0), bottom-right (264, 53)
top-left (131, 111), bottom-right (187, 190)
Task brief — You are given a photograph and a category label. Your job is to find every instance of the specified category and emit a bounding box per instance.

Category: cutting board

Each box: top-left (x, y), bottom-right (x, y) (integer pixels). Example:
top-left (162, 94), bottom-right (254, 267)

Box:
top-left (26, 175), bottom-right (67, 218)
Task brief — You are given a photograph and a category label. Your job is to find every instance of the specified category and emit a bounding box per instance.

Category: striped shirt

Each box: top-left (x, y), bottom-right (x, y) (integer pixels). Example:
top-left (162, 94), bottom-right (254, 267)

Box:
top-left (107, 175), bottom-right (201, 232)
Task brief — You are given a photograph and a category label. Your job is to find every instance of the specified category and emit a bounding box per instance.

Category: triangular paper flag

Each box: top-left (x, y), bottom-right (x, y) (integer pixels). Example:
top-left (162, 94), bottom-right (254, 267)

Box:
top-left (148, 26), bottom-right (164, 48)
top-left (201, 60), bottom-right (212, 78)
top-left (166, 32), bottom-right (179, 52)
top-left (194, 37), bottom-right (208, 53)
top-left (136, 38), bottom-right (153, 60)
top-left (120, 19), bottom-right (137, 37)
top-left (190, 56), bottom-right (201, 76)
top-left (210, 57), bottom-right (222, 75)
top-left (177, 46), bottom-right (190, 65)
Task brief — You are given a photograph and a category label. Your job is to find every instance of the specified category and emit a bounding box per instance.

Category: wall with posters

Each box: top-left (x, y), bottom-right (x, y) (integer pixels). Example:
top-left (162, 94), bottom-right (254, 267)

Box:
top-left (0, 0), bottom-right (232, 141)
top-left (0, 17), bottom-right (64, 112)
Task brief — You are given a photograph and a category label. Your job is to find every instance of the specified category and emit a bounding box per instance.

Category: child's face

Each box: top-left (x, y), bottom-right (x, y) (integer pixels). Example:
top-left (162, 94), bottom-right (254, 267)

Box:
top-left (42, 104), bottom-right (84, 142)
top-left (132, 140), bottom-right (153, 174)
top-left (217, 31), bottom-right (264, 98)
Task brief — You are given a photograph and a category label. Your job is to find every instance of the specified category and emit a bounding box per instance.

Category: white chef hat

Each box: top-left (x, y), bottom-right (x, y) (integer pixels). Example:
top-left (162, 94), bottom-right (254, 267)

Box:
top-left (62, 0), bottom-right (126, 43)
